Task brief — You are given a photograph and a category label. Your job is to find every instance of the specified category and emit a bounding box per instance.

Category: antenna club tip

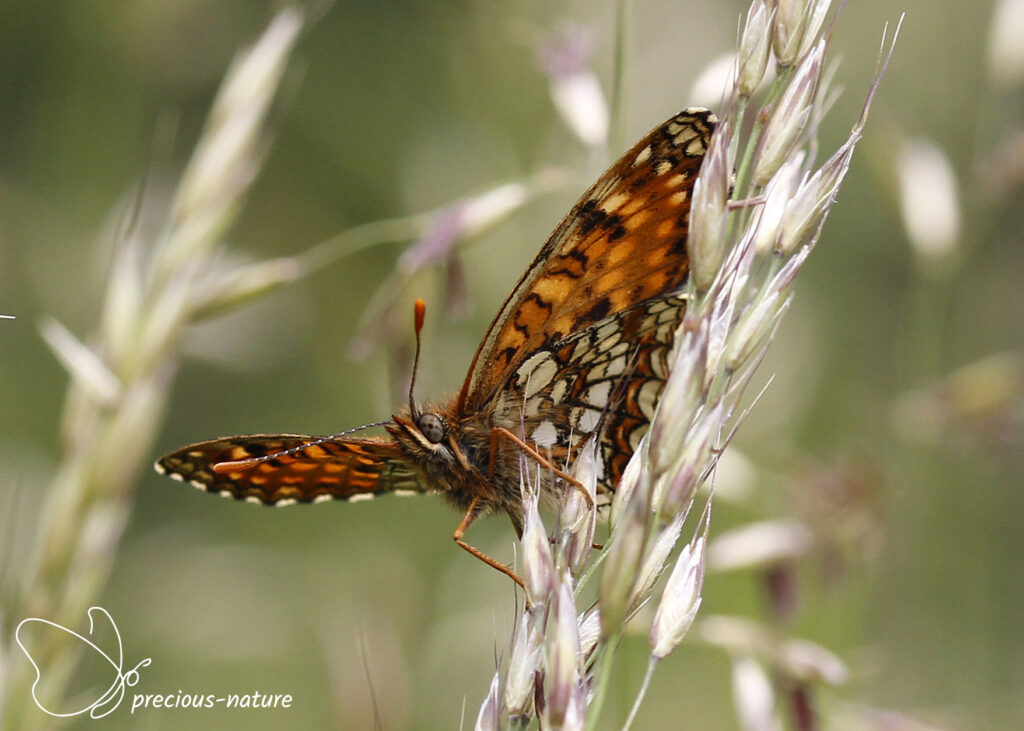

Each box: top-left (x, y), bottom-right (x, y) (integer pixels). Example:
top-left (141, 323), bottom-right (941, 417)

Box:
top-left (414, 298), bottom-right (426, 332)
top-left (213, 459), bottom-right (257, 474)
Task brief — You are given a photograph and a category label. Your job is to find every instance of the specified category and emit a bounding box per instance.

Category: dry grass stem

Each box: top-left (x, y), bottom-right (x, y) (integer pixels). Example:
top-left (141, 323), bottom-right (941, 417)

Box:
top-left (0, 10), bottom-right (304, 727)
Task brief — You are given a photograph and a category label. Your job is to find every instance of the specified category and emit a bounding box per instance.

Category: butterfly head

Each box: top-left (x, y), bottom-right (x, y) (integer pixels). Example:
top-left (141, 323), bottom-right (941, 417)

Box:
top-left (388, 409), bottom-right (472, 498)
top-left (390, 408), bottom-right (447, 449)
top-left (415, 412), bottom-right (446, 443)
top-left (389, 296), bottom-right (477, 479)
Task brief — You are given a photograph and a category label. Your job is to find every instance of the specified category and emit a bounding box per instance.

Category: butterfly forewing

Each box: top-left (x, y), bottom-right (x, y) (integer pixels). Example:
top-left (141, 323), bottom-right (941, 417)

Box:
top-left (457, 108), bottom-right (714, 491)
top-left (459, 109), bottom-right (715, 416)
top-left (156, 435), bottom-right (423, 505)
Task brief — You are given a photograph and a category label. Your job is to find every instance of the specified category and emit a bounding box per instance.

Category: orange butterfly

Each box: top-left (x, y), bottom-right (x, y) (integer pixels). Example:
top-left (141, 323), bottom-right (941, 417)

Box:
top-left (156, 108), bottom-right (716, 584)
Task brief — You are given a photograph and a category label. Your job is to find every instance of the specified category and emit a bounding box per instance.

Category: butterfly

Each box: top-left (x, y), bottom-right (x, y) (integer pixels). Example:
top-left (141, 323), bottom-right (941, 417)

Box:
top-left (156, 108), bottom-right (716, 585)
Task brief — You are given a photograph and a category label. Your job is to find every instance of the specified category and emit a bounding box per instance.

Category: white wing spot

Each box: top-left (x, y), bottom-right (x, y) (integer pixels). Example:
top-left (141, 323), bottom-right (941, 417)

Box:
top-left (349, 493), bottom-right (375, 503)
top-left (638, 380), bottom-right (663, 419)
top-left (275, 498), bottom-right (298, 507)
top-left (633, 145), bottom-right (652, 166)
top-left (584, 380), bottom-right (612, 409)
top-left (532, 420), bottom-right (558, 449)
top-left (656, 161), bottom-right (673, 176)
top-left (518, 352), bottom-right (558, 399)
top-left (245, 496), bottom-right (262, 505)
top-left (550, 377), bottom-right (568, 404)
top-left (605, 354), bottom-right (628, 378)
top-left (216, 488), bottom-right (233, 497)
top-left (650, 344), bottom-right (669, 377)
top-left (393, 489), bottom-right (419, 497)
top-left (313, 494), bottom-right (335, 504)
top-left (685, 137), bottom-right (709, 156)
top-left (673, 128), bottom-right (699, 148)
top-left (578, 409), bottom-right (601, 433)
top-left (658, 305), bottom-right (682, 324)
top-left (572, 335), bottom-right (594, 364)
top-left (609, 341), bottom-right (630, 358)
top-left (597, 321), bottom-right (619, 342)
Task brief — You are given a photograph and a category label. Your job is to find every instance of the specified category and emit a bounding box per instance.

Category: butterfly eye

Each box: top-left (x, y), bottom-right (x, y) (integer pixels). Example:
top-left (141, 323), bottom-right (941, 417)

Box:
top-left (416, 413), bottom-right (446, 444)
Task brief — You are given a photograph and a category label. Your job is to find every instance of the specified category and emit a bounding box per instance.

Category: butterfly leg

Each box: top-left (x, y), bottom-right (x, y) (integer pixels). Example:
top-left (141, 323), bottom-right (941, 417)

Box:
top-left (489, 426), bottom-right (594, 510)
top-left (453, 497), bottom-right (526, 590)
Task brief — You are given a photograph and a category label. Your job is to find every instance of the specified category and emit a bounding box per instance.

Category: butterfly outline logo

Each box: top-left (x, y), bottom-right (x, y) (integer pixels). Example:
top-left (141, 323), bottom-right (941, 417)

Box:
top-left (15, 606), bottom-right (151, 719)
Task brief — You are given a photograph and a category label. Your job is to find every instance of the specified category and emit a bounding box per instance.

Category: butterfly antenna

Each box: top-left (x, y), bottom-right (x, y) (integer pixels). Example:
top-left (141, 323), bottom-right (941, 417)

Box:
top-left (213, 301), bottom-right (430, 476)
top-left (408, 298), bottom-right (427, 418)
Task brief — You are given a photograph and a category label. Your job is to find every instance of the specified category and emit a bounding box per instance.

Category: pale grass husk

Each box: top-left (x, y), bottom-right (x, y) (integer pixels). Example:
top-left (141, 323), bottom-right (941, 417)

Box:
top-left (0, 10), bottom-right (304, 728)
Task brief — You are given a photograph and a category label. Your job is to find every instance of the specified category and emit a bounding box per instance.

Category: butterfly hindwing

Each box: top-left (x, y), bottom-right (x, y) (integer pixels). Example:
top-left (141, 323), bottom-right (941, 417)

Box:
top-left (155, 435), bottom-right (423, 505)
top-left (498, 294), bottom-right (688, 492)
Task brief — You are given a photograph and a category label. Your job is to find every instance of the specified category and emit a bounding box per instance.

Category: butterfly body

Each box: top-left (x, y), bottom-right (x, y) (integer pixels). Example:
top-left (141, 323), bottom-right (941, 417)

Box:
top-left (156, 108), bottom-right (716, 575)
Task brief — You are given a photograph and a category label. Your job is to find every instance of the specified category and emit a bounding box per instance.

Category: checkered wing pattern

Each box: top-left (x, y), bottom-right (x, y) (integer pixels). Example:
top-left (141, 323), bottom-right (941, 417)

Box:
top-left (505, 295), bottom-right (688, 491)
top-left (460, 108), bottom-right (715, 489)
top-left (155, 435), bottom-right (423, 505)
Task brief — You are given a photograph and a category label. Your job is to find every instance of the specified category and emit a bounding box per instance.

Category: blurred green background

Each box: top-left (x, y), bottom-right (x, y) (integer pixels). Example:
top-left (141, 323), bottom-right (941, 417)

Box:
top-left (1, 0), bottom-right (1022, 728)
